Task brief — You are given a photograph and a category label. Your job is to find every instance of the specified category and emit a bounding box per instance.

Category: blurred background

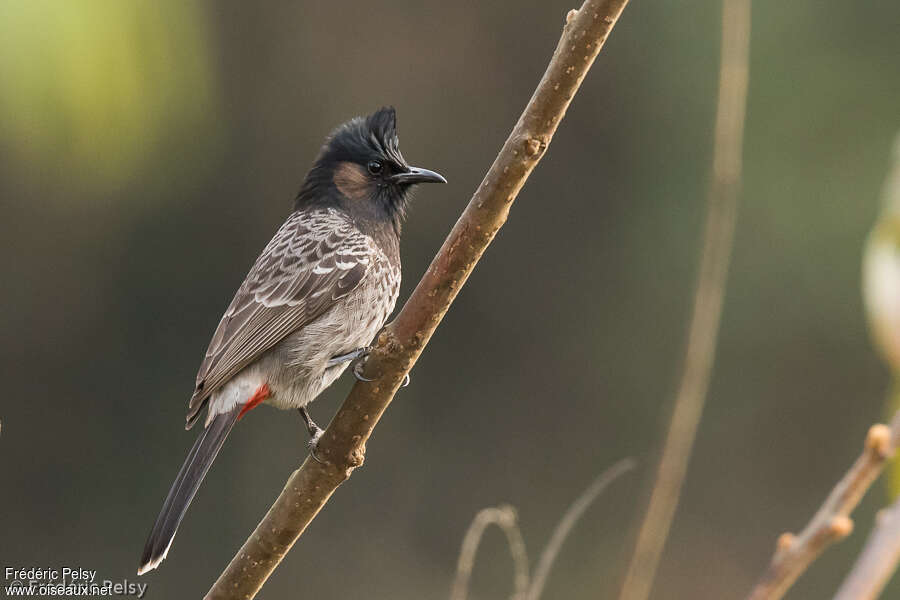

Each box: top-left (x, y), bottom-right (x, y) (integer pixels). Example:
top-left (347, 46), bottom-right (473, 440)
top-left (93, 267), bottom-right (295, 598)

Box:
top-left (1, 0), bottom-right (899, 598)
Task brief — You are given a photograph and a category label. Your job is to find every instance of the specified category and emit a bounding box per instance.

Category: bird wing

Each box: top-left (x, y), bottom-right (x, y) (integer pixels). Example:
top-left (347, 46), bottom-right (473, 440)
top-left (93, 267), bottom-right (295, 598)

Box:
top-left (186, 208), bottom-right (376, 426)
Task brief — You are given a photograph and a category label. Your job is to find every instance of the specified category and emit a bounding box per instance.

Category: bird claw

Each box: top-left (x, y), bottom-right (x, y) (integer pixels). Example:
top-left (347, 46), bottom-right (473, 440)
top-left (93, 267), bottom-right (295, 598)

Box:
top-left (308, 427), bottom-right (325, 464)
top-left (353, 360), bottom-right (375, 382)
top-left (350, 356), bottom-right (410, 388)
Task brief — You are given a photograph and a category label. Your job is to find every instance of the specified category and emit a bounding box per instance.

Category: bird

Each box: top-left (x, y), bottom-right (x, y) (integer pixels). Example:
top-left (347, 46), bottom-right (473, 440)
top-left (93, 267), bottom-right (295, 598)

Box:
top-left (138, 107), bottom-right (445, 575)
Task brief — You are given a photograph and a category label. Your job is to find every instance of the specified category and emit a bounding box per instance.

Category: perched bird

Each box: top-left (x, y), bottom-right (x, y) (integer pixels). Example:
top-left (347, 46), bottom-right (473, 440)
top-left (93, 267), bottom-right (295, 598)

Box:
top-left (138, 107), bottom-right (445, 575)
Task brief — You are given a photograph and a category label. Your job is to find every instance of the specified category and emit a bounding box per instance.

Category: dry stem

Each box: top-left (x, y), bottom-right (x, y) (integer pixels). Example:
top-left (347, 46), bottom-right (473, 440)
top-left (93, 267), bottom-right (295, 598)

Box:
top-left (451, 459), bottom-right (635, 600)
top-left (618, 1), bottom-right (750, 599)
top-left (746, 411), bottom-right (900, 600)
top-left (204, 1), bottom-right (631, 597)
top-left (526, 458), bottom-right (636, 600)
top-left (451, 505), bottom-right (529, 600)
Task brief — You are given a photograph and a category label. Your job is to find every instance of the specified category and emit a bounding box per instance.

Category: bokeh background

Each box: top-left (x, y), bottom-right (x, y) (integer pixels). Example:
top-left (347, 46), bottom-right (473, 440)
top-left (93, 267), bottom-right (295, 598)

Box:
top-left (2, 0), bottom-right (900, 598)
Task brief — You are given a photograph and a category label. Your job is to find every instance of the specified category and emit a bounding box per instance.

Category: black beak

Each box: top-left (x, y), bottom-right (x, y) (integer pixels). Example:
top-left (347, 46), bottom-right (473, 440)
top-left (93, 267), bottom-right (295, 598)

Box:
top-left (389, 166), bottom-right (447, 185)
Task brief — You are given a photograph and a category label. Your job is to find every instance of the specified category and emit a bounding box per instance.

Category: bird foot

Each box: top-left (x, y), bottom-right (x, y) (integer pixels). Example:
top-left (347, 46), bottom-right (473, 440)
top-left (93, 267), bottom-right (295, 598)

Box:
top-left (352, 360), bottom-right (411, 388)
top-left (299, 406), bottom-right (326, 464)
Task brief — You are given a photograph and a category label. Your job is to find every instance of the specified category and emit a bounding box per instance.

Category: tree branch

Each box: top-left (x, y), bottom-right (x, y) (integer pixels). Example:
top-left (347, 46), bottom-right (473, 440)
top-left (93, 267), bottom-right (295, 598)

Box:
top-left (746, 411), bottom-right (900, 600)
top-left (833, 496), bottom-right (900, 600)
top-left (205, 1), bottom-right (631, 597)
top-left (450, 505), bottom-right (530, 600)
top-left (618, 0), bottom-right (750, 599)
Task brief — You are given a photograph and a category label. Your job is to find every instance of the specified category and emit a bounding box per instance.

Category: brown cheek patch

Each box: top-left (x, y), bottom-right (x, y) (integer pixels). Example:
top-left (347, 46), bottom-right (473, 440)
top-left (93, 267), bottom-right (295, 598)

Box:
top-left (333, 162), bottom-right (372, 201)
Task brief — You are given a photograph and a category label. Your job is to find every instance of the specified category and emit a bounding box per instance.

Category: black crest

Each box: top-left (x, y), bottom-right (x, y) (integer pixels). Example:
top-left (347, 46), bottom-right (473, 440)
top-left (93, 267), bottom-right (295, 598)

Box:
top-left (365, 106), bottom-right (401, 159)
top-left (317, 106), bottom-right (405, 168)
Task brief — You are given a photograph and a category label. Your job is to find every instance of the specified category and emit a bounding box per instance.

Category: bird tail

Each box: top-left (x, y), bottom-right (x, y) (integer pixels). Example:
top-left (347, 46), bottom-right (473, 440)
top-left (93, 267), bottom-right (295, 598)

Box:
top-left (138, 407), bottom-right (240, 575)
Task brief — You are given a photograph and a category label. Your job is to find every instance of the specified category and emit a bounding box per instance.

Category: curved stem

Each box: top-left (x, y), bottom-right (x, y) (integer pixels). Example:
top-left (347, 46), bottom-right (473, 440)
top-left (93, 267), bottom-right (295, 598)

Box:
top-left (451, 505), bottom-right (530, 600)
top-left (527, 458), bottom-right (636, 600)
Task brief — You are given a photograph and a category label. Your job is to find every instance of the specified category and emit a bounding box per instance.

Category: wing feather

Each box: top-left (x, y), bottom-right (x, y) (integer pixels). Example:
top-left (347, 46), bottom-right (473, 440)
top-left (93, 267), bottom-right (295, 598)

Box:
top-left (186, 208), bottom-right (376, 425)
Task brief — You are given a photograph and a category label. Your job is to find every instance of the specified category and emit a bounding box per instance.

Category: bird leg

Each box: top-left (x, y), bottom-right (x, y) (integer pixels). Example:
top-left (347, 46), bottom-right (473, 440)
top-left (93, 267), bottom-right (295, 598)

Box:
top-left (327, 346), bottom-right (370, 367)
top-left (298, 406), bottom-right (324, 464)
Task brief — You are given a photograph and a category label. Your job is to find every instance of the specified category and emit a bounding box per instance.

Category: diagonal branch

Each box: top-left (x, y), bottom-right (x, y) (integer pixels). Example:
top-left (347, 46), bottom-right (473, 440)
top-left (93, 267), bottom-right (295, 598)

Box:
top-left (205, 1), bottom-right (631, 598)
top-left (746, 411), bottom-right (900, 600)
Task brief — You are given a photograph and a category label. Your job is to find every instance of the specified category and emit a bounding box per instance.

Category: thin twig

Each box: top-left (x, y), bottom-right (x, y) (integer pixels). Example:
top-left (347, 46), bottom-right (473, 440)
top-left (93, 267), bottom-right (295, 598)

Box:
top-left (617, 1), bottom-right (750, 599)
top-left (205, 2), bottom-right (631, 598)
top-left (527, 458), bottom-right (636, 600)
top-left (746, 411), bottom-right (900, 600)
top-left (451, 505), bottom-right (530, 600)
top-left (834, 498), bottom-right (900, 600)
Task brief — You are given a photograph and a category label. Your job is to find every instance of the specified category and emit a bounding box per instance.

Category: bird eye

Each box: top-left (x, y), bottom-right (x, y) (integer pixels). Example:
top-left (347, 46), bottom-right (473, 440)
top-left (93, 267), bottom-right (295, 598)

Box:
top-left (367, 160), bottom-right (383, 175)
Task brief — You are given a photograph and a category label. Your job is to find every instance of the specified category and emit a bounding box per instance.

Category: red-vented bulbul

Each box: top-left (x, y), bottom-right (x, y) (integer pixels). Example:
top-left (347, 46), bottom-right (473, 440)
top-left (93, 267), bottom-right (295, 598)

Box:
top-left (138, 107), bottom-right (445, 575)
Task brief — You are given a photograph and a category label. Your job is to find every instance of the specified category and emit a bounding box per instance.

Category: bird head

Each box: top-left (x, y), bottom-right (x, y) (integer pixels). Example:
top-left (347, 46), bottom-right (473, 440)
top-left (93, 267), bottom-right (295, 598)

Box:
top-left (296, 107), bottom-right (446, 233)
